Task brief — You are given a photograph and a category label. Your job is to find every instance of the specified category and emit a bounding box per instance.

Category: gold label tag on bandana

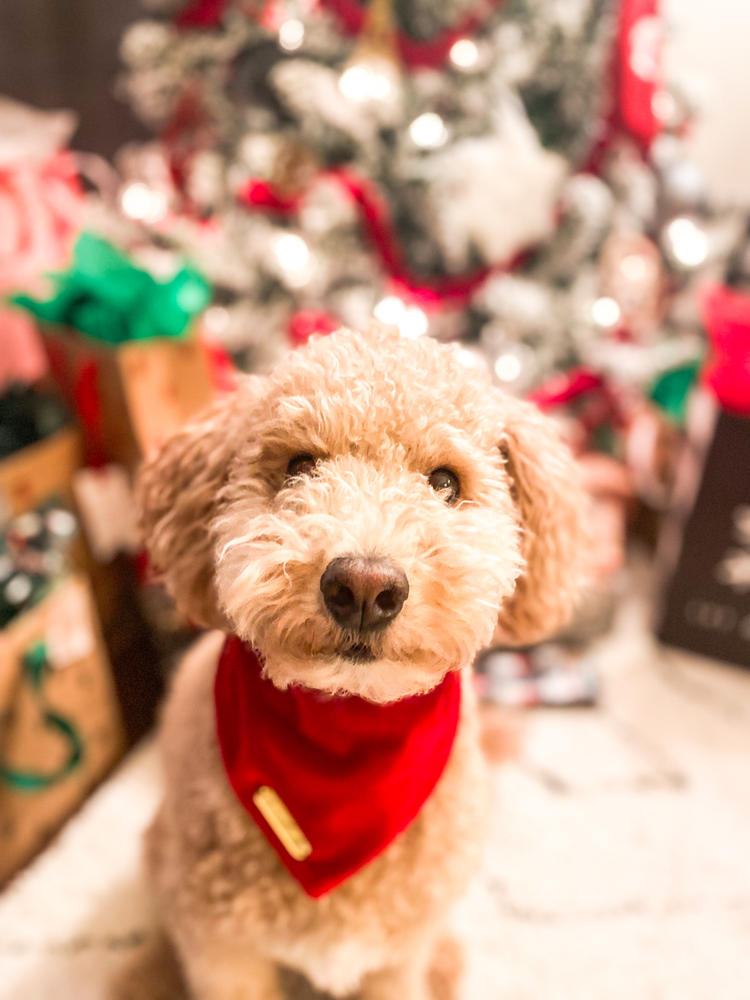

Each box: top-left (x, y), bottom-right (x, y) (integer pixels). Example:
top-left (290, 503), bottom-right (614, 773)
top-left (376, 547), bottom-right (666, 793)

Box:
top-left (252, 786), bottom-right (312, 861)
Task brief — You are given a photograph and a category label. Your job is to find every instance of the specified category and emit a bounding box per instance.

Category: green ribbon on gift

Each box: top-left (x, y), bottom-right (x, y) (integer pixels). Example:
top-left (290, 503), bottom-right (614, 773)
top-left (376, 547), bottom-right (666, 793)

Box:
top-left (0, 641), bottom-right (84, 793)
top-left (648, 359), bottom-right (702, 426)
top-left (11, 231), bottom-right (211, 344)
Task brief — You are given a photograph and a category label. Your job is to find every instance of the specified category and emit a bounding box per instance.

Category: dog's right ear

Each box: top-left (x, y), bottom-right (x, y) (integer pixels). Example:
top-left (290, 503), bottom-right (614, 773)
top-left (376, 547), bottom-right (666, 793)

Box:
top-left (135, 378), bottom-right (260, 629)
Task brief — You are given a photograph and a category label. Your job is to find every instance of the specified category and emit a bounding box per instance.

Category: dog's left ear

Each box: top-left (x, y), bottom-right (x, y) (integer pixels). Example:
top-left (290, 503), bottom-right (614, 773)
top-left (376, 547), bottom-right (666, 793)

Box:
top-left (493, 395), bottom-right (587, 647)
top-left (135, 377), bottom-right (264, 629)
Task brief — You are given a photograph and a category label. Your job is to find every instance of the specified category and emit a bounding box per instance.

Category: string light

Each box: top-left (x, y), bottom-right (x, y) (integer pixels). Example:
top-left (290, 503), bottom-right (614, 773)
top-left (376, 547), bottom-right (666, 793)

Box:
top-left (591, 296), bottom-right (622, 329)
top-left (120, 182), bottom-right (168, 224)
top-left (409, 112), bottom-right (448, 150)
top-left (620, 253), bottom-right (649, 282)
top-left (664, 216), bottom-right (709, 268)
top-left (629, 15), bottom-right (661, 81)
top-left (278, 18), bottom-right (305, 52)
top-left (373, 296), bottom-right (428, 338)
top-left (271, 232), bottom-right (312, 287)
top-left (202, 305), bottom-right (230, 337)
top-left (373, 295), bottom-right (404, 325)
top-left (339, 61), bottom-right (393, 102)
top-left (494, 352), bottom-right (523, 383)
top-left (449, 38), bottom-right (479, 70)
top-left (400, 305), bottom-right (428, 338)
top-left (455, 347), bottom-right (485, 370)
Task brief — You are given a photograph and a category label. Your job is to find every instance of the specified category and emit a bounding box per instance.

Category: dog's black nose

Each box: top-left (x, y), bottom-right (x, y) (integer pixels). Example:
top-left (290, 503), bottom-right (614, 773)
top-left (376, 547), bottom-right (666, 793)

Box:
top-left (320, 556), bottom-right (409, 632)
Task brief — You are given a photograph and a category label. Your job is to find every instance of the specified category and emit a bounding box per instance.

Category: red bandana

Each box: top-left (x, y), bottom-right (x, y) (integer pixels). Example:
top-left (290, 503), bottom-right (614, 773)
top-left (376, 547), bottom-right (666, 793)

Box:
top-left (214, 638), bottom-right (462, 898)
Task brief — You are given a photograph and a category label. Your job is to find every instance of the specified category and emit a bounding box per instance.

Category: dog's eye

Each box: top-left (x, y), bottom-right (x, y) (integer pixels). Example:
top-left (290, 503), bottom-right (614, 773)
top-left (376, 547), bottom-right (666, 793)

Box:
top-left (428, 467), bottom-right (460, 504)
top-left (286, 453), bottom-right (318, 479)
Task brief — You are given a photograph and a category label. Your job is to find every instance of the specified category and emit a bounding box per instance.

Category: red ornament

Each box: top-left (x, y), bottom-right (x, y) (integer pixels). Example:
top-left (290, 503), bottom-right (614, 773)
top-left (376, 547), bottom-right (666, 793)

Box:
top-left (701, 285), bottom-right (750, 416)
top-left (599, 231), bottom-right (665, 340)
top-left (615, 0), bottom-right (662, 149)
top-left (586, 0), bottom-right (663, 171)
top-left (287, 309), bottom-right (340, 346)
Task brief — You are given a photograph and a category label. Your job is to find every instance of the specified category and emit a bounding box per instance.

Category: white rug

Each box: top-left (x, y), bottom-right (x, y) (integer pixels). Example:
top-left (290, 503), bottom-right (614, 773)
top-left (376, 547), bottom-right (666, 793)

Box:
top-left (2, 576), bottom-right (750, 1000)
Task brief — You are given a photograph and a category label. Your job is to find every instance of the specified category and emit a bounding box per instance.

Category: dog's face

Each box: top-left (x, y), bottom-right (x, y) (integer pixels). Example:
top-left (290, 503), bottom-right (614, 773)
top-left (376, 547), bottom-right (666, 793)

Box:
top-left (138, 327), bottom-right (585, 703)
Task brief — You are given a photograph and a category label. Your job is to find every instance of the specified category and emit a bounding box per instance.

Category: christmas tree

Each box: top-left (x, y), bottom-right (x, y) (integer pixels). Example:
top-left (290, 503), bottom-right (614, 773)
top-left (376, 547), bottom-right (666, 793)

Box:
top-left (113, 0), bottom-right (737, 446)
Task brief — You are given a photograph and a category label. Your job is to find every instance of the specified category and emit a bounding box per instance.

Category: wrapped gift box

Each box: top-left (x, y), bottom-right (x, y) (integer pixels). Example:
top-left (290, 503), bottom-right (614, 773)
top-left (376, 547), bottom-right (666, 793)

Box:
top-left (0, 574), bottom-right (126, 885)
top-left (43, 326), bottom-right (214, 466)
top-left (0, 424), bottom-right (82, 518)
top-left (657, 286), bottom-right (750, 669)
top-left (13, 231), bottom-right (215, 467)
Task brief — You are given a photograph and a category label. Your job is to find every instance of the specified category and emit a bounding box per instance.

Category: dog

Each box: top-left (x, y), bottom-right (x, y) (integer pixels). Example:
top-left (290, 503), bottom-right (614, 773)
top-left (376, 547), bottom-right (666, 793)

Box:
top-left (136, 325), bottom-right (585, 999)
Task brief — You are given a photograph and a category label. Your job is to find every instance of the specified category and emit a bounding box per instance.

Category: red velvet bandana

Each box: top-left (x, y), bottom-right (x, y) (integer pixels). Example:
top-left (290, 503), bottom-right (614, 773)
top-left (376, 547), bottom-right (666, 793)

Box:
top-left (214, 637), bottom-right (462, 898)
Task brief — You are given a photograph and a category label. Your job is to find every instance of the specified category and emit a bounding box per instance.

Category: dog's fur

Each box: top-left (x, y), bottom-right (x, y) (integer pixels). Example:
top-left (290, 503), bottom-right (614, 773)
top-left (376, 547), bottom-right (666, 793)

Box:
top-left (136, 326), bottom-right (585, 999)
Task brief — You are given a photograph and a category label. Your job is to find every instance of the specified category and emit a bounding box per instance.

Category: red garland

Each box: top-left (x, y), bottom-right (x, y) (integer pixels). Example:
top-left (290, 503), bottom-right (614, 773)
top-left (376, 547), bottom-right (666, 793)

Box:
top-left (237, 170), bottom-right (494, 307)
top-left (319, 0), bottom-right (506, 69)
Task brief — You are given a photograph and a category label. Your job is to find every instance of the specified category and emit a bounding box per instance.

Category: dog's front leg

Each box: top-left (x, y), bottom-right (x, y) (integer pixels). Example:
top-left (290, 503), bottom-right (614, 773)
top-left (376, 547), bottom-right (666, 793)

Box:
top-left (183, 948), bottom-right (283, 1000)
top-left (360, 940), bottom-right (434, 1000)
top-left (360, 963), bottom-right (431, 1000)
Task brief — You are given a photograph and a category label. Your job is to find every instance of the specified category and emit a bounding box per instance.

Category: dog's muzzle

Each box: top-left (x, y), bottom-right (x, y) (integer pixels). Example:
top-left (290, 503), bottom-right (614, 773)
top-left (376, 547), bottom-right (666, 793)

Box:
top-left (320, 555), bottom-right (409, 633)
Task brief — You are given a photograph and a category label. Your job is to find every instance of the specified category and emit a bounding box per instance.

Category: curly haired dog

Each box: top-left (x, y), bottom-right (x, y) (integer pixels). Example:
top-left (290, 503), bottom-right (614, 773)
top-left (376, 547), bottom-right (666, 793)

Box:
top-left (136, 326), bottom-right (585, 1000)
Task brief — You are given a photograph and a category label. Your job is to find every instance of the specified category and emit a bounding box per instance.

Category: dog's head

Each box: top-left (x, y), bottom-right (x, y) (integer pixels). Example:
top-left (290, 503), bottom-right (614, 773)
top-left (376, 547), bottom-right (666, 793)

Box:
top-left (137, 327), bottom-right (586, 702)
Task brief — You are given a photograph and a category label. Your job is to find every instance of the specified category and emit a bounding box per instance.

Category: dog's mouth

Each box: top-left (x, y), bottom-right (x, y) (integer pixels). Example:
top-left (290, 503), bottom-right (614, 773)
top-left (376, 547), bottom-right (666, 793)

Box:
top-left (340, 643), bottom-right (376, 664)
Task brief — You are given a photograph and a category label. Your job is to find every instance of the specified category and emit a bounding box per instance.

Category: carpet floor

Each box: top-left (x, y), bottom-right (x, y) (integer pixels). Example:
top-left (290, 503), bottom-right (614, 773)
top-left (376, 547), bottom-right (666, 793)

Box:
top-left (2, 573), bottom-right (750, 999)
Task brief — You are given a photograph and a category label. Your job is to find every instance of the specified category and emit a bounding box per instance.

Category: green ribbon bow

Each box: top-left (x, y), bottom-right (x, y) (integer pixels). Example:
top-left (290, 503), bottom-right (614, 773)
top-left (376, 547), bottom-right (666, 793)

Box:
top-left (649, 359), bottom-right (701, 426)
top-left (11, 231), bottom-right (211, 344)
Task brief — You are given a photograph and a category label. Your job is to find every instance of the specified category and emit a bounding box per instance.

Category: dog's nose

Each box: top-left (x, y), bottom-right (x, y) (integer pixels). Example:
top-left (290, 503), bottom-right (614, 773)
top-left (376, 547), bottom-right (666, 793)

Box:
top-left (320, 556), bottom-right (409, 632)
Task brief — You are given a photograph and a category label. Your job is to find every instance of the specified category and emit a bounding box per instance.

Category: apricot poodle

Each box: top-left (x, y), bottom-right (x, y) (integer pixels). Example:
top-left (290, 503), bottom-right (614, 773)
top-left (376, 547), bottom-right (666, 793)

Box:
top-left (136, 326), bottom-right (585, 999)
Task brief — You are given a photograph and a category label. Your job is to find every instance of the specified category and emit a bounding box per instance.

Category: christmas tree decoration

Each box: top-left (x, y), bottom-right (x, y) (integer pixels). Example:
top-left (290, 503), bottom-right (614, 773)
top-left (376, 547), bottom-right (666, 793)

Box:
top-left (599, 231), bottom-right (665, 339)
top-left (449, 37), bottom-right (480, 72)
top-left (424, 97), bottom-right (565, 271)
top-left (107, 0), bottom-right (743, 467)
top-left (337, 0), bottom-right (403, 124)
top-left (660, 214), bottom-right (709, 271)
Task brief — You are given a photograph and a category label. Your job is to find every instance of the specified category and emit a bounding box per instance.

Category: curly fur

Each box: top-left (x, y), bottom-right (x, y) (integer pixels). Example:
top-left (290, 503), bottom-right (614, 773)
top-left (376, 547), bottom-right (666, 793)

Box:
top-left (136, 326), bottom-right (585, 999)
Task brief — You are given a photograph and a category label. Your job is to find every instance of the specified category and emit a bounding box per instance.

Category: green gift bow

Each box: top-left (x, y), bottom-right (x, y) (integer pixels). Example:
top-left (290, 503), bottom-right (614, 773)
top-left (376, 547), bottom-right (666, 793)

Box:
top-left (11, 231), bottom-right (211, 344)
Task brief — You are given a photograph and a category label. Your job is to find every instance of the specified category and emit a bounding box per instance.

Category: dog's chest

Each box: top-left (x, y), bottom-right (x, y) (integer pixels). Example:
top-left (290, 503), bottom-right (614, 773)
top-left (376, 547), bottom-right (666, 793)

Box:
top-left (156, 640), bottom-right (489, 993)
top-left (209, 697), bottom-right (487, 992)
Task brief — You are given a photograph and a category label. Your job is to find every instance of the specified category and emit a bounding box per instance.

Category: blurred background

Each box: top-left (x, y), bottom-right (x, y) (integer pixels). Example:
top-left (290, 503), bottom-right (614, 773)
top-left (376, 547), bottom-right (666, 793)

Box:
top-left (0, 2), bottom-right (749, 998)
